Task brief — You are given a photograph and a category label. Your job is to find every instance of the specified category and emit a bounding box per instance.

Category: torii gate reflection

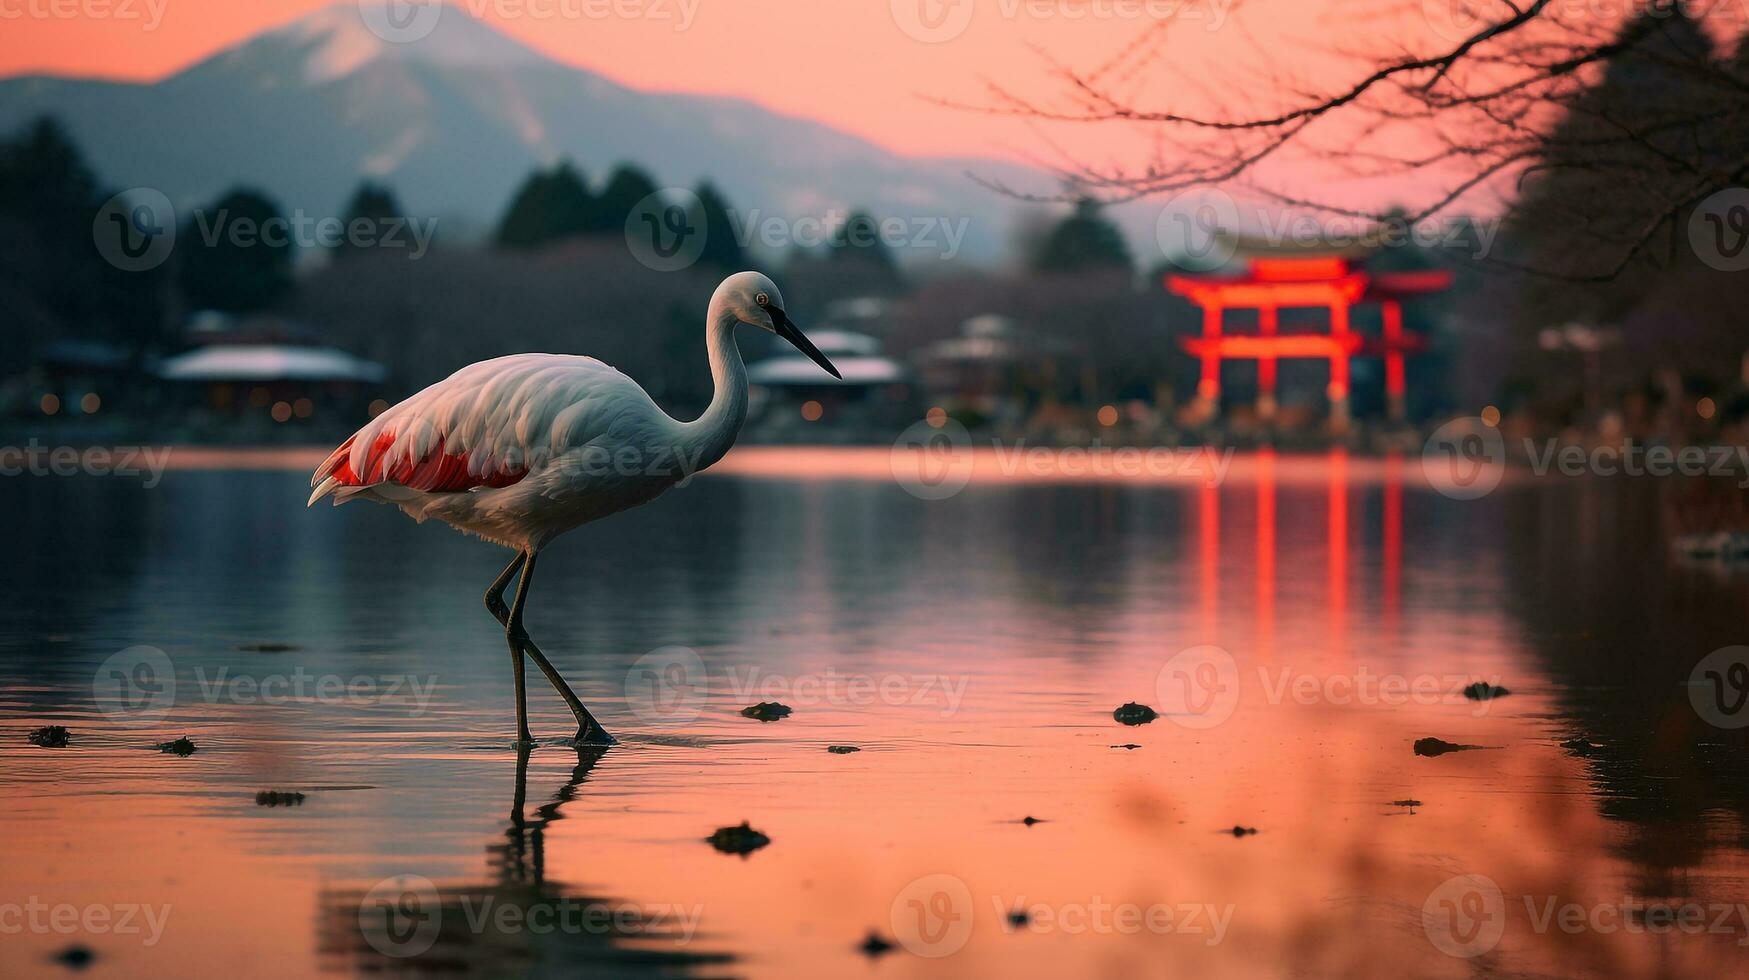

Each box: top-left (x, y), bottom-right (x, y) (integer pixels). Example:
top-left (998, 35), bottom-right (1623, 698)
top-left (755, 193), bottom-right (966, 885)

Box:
top-left (1193, 451), bottom-right (1407, 661)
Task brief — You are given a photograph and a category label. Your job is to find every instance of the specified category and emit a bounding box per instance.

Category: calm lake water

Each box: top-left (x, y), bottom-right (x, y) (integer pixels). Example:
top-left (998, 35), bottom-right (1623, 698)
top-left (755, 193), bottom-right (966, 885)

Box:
top-left (3, 449), bottom-right (1748, 978)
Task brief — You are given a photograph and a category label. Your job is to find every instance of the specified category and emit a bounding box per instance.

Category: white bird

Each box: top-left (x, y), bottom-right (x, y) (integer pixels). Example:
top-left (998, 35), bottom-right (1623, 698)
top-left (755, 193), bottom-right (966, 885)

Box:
top-left (307, 272), bottom-right (840, 746)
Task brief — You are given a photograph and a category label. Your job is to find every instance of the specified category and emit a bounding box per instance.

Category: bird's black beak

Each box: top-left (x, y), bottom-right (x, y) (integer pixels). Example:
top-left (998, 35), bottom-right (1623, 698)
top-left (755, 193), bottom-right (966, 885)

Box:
top-left (768, 306), bottom-right (841, 379)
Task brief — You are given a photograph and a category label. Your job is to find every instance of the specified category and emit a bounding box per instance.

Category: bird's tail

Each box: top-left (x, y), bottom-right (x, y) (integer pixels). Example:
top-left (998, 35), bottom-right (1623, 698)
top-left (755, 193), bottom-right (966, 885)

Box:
top-left (307, 476), bottom-right (342, 507)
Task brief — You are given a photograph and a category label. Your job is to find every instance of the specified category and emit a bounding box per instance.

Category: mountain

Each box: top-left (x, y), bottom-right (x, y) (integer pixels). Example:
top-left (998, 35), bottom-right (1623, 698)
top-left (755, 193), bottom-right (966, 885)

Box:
top-left (0, 4), bottom-right (1052, 263)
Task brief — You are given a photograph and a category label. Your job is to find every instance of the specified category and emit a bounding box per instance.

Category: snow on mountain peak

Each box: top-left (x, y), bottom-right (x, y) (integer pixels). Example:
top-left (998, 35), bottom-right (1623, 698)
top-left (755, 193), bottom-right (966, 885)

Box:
top-left (273, 3), bottom-right (543, 83)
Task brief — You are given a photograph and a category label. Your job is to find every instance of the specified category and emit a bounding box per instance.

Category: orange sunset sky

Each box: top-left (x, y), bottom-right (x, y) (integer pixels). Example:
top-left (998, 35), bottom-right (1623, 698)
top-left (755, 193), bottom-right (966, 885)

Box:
top-left (0, 0), bottom-right (1435, 165)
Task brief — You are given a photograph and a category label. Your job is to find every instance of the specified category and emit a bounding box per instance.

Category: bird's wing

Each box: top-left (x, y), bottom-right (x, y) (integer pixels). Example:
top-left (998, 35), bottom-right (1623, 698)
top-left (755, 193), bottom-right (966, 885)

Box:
top-left (309, 353), bottom-right (657, 502)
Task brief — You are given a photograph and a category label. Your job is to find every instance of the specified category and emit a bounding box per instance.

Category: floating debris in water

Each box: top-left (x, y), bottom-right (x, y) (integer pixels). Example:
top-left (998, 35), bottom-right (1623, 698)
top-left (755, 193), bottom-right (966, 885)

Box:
top-left (1112, 702), bottom-right (1157, 725)
top-left (1006, 908), bottom-right (1030, 927)
top-left (706, 821), bottom-right (770, 856)
top-left (1462, 682), bottom-right (1510, 700)
top-left (28, 726), bottom-right (70, 748)
top-left (256, 791), bottom-right (305, 807)
top-left (52, 945), bottom-right (95, 971)
top-left (1413, 737), bottom-right (1484, 757)
top-left (234, 642), bottom-right (299, 652)
top-left (1391, 799), bottom-right (1423, 809)
top-left (1560, 737), bottom-right (1603, 758)
top-left (826, 745), bottom-right (860, 754)
top-left (1021, 815), bottom-right (1044, 826)
top-left (156, 736), bottom-right (197, 756)
top-left (1230, 825), bottom-right (1258, 837)
top-left (857, 931), bottom-right (895, 958)
top-left (740, 702), bottom-right (792, 722)
top-left (1110, 743), bottom-right (1142, 750)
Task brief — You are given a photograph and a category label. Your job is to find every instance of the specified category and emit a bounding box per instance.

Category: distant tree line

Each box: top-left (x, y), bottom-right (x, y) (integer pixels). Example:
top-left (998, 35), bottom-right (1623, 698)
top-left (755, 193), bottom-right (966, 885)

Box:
top-left (0, 118), bottom-right (167, 365)
top-left (3, 112), bottom-right (1150, 415)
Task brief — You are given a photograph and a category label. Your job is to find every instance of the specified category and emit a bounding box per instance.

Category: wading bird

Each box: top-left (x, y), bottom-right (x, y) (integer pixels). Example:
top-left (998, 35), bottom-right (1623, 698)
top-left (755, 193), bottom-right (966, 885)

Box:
top-left (308, 272), bottom-right (839, 746)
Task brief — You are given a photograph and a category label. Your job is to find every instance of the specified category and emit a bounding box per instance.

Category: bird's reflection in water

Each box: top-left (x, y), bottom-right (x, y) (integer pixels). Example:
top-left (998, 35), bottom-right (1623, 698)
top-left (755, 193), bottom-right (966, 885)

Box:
top-left (317, 748), bottom-right (733, 978)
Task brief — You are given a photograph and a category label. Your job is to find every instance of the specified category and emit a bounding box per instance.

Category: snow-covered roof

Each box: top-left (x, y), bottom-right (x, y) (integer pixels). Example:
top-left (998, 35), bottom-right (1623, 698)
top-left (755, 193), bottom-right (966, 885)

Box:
top-left (796, 330), bottom-right (881, 357)
top-left (156, 344), bottom-right (386, 383)
top-left (748, 355), bottom-right (906, 387)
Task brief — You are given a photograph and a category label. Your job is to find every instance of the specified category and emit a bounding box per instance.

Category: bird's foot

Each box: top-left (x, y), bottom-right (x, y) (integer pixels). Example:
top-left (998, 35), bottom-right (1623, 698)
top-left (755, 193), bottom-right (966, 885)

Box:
top-left (573, 724), bottom-right (617, 746)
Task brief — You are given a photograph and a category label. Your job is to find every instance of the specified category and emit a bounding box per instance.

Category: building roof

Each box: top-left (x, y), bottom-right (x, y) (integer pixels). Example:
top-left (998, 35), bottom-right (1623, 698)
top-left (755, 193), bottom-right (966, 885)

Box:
top-left (748, 328), bottom-right (906, 387)
top-left (748, 355), bottom-right (906, 387)
top-left (799, 330), bottom-right (882, 357)
top-left (156, 344), bottom-right (386, 383)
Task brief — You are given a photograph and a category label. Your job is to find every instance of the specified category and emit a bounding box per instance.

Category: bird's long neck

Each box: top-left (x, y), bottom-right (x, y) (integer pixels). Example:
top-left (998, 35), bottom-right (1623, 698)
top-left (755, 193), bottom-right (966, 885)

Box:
top-left (678, 302), bottom-right (748, 471)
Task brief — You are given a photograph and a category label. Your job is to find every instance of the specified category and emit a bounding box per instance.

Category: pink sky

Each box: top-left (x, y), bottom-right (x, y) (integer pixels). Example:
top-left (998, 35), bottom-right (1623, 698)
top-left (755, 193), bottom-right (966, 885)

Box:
top-left (0, 0), bottom-right (1429, 163)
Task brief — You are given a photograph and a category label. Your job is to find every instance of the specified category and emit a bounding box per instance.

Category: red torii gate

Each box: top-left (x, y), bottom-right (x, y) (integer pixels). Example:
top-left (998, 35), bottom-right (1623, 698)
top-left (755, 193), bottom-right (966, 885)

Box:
top-left (1167, 255), bottom-right (1452, 424)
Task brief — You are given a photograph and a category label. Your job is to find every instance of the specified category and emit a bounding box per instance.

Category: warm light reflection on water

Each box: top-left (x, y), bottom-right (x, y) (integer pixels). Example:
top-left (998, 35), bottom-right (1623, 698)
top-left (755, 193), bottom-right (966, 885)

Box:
top-left (2, 449), bottom-right (1747, 978)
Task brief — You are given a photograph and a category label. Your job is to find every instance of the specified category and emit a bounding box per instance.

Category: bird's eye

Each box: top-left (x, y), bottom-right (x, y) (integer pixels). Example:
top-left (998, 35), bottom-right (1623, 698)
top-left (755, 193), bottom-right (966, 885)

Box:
top-left (755, 292), bottom-right (770, 307)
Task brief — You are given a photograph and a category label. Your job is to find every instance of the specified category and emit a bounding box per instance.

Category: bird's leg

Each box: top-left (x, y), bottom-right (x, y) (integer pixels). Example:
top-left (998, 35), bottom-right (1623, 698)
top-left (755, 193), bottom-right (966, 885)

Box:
top-left (505, 552), bottom-right (538, 749)
top-left (499, 553), bottom-right (616, 747)
top-left (484, 552), bottom-right (526, 624)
